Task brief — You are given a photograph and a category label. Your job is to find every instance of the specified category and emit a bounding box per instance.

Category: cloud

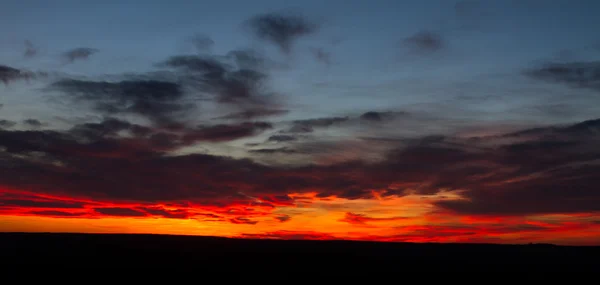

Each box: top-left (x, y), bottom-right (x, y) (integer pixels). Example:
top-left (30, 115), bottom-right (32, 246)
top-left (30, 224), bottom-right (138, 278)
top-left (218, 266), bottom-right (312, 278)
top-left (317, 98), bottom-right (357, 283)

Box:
top-left (162, 55), bottom-right (228, 74)
top-left (0, 125), bottom-right (370, 203)
top-left (0, 116), bottom-right (276, 167)
top-left (227, 49), bottom-right (268, 70)
top-left (360, 112), bottom-right (384, 122)
top-left (23, 119), bottom-right (43, 128)
top-left (50, 47), bottom-right (283, 130)
top-left (429, 121), bottom-right (600, 215)
top-left (339, 212), bottom-right (410, 225)
top-left (215, 108), bottom-right (289, 120)
top-left (246, 12), bottom-right (318, 54)
top-left (182, 122), bottom-right (273, 143)
top-left (1, 11), bottom-right (599, 245)
top-left (275, 215), bottom-right (291, 222)
top-left (238, 221), bottom-right (598, 243)
top-left (0, 199), bottom-right (85, 209)
top-left (188, 34), bottom-right (214, 53)
top-left (267, 135), bottom-right (296, 142)
top-left (94, 207), bottom-right (149, 217)
top-left (138, 206), bottom-right (193, 219)
top-left (46, 48), bottom-right (285, 150)
top-left (24, 40), bottom-right (37, 58)
top-left (0, 129), bottom-right (162, 159)
top-left (359, 111), bottom-right (408, 122)
top-left (310, 47), bottom-right (331, 65)
top-left (249, 147), bottom-right (297, 154)
top-left (403, 31), bottom-right (444, 54)
top-left (230, 217), bottom-right (258, 225)
top-left (161, 53), bottom-right (277, 110)
top-left (62, 47), bottom-right (99, 63)
top-left (283, 111), bottom-right (408, 134)
top-left (0, 65), bottom-right (33, 85)
top-left (0, 120), bottom-right (16, 129)
top-left (0, 117), bottom-right (599, 218)
top-left (70, 117), bottom-right (151, 140)
top-left (285, 116), bottom-right (349, 133)
top-left (525, 61), bottom-right (600, 93)
top-left (27, 210), bottom-right (87, 217)
top-left (0, 189), bottom-right (230, 220)
top-left (50, 79), bottom-right (189, 126)
top-left (286, 124), bottom-right (313, 133)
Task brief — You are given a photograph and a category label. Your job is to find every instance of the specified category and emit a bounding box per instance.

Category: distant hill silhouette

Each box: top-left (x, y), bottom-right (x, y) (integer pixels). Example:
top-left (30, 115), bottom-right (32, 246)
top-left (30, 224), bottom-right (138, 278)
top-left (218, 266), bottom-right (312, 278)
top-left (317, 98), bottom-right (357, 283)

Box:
top-left (1, 232), bottom-right (597, 272)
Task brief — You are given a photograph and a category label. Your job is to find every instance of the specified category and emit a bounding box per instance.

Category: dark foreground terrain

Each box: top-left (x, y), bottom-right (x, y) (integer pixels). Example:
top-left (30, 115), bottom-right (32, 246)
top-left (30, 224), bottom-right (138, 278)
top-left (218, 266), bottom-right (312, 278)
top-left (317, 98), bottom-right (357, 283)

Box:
top-left (1, 233), bottom-right (597, 272)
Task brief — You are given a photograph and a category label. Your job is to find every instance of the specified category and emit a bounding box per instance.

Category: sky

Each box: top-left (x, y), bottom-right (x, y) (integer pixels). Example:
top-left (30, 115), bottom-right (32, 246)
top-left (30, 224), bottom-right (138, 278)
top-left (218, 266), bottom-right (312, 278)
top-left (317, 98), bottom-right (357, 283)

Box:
top-left (1, 0), bottom-right (599, 245)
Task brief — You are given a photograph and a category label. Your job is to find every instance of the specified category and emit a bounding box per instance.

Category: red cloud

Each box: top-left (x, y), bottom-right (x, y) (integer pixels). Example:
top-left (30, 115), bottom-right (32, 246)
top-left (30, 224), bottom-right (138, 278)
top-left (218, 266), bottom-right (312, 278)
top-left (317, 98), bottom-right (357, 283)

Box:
top-left (339, 212), bottom-right (410, 225)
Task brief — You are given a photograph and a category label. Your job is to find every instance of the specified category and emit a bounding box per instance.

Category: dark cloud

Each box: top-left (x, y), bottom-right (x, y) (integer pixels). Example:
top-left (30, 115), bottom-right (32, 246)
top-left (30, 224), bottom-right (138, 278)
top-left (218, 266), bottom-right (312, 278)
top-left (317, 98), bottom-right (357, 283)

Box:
top-left (0, 120), bottom-right (16, 129)
top-left (293, 117), bottom-right (349, 128)
top-left (227, 49), bottom-right (268, 70)
top-left (50, 79), bottom-right (188, 126)
top-left (94, 207), bottom-right (149, 217)
top-left (27, 210), bottom-right (86, 217)
top-left (0, 65), bottom-right (46, 85)
top-left (0, 117), bottom-right (598, 216)
top-left (267, 135), bottom-right (296, 142)
top-left (230, 217), bottom-right (258, 225)
top-left (310, 47), bottom-right (331, 65)
top-left (162, 53), bottom-right (276, 110)
top-left (0, 117), bottom-right (184, 159)
top-left (286, 124), bottom-right (313, 134)
top-left (360, 112), bottom-right (383, 122)
top-left (359, 111), bottom-right (407, 122)
top-left (286, 116), bottom-right (349, 133)
top-left (0, 130), bottom-right (152, 160)
top-left (23, 119), bottom-right (43, 128)
top-left (0, 126), bottom-right (338, 202)
top-left (70, 117), bottom-right (149, 140)
top-left (403, 31), bottom-right (444, 54)
top-left (525, 61), bottom-right (600, 93)
top-left (137, 206), bottom-right (192, 219)
top-left (0, 117), bottom-right (275, 166)
top-left (24, 40), bottom-right (37, 58)
top-left (0, 129), bottom-right (76, 155)
top-left (51, 49), bottom-right (282, 133)
top-left (339, 212), bottom-right (409, 225)
top-left (249, 147), bottom-right (297, 154)
top-left (182, 122), bottom-right (272, 143)
top-left (0, 65), bottom-right (32, 85)
top-left (496, 118), bottom-right (600, 140)
top-left (215, 108), bottom-right (289, 120)
top-left (427, 121), bottom-right (600, 215)
top-left (162, 55), bottom-right (228, 75)
top-left (62, 47), bottom-right (99, 63)
top-left (246, 12), bottom-right (318, 54)
top-left (275, 215), bottom-right (291, 222)
top-left (0, 199), bottom-right (85, 209)
top-left (188, 34), bottom-right (214, 52)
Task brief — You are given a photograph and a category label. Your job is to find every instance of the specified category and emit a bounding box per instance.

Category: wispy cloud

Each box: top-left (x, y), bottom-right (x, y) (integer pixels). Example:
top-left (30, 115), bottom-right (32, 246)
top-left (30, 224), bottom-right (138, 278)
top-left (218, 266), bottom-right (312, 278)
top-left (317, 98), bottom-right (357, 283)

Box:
top-left (245, 11), bottom-right (318, 54)
top-left (62, 47), bottom-right (99, 63)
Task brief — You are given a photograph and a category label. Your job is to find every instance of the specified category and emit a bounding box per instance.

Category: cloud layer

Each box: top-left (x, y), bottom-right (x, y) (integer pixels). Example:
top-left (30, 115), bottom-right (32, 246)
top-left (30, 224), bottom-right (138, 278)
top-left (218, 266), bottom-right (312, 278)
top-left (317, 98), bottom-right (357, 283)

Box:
top-left (1, 9), bottom-right (599, 245)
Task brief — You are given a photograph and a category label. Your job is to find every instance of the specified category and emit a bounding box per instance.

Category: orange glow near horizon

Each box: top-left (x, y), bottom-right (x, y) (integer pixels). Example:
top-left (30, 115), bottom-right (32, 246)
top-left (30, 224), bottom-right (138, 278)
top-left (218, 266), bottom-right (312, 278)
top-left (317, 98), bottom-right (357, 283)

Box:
top-left (1, 187), bottom-right (598, 245)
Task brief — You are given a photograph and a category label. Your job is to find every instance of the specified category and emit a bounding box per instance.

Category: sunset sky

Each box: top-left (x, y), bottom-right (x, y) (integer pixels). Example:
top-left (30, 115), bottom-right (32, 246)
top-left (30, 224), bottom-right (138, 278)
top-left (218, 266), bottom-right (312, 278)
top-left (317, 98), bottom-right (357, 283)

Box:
top-left (1, 0), bottom-right (599, 245)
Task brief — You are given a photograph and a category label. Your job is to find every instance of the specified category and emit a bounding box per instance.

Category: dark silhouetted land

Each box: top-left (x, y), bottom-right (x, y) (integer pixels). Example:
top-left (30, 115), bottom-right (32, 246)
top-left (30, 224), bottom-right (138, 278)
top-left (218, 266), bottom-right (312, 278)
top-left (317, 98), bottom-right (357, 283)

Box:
top-left (1, 232), bottom-right (597, 272)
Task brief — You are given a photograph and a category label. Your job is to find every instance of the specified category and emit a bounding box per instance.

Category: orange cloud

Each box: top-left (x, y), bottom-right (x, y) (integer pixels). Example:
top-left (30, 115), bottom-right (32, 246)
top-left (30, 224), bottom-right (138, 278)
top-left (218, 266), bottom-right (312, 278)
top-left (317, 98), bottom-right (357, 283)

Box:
top-left (1, 186), bottom-right (598, 245)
